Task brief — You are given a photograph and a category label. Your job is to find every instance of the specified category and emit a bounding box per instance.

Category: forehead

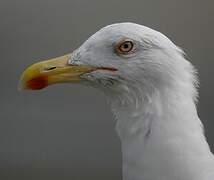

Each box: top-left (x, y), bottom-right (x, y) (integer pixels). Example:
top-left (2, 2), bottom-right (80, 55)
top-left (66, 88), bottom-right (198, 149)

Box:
top-left (82, 23), bottom-right (172, 49)
top-left (87, 23), bottom-right (147, 44)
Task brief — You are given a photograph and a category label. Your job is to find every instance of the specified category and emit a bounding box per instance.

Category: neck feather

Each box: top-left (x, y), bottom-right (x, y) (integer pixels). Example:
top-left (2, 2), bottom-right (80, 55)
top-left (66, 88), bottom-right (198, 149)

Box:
top-left (108, 83), bottom-right (213, 180)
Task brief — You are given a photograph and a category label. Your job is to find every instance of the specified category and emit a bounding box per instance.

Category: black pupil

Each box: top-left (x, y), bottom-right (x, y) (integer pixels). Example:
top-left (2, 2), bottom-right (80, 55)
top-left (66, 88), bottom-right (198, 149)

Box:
top-left (123, 43), bottom-right (129, 49)
top-left (118, 41), bottom-right (133, 53)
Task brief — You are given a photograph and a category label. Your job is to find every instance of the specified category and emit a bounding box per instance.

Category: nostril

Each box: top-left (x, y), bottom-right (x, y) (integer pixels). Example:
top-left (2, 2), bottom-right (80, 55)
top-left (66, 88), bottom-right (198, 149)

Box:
top-left (44, 66), bottom-right (57, 71)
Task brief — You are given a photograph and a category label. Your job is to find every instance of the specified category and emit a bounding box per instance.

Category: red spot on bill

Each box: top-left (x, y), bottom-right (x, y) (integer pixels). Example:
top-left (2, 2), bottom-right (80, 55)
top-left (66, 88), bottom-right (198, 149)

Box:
top-left (26, 76), bottom-right (48, 90)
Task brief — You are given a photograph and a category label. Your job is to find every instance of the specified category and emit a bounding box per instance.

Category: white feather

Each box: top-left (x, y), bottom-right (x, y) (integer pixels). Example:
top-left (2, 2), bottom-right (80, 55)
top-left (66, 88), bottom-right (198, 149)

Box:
top-left (71, 23), bottom-right (214, 180)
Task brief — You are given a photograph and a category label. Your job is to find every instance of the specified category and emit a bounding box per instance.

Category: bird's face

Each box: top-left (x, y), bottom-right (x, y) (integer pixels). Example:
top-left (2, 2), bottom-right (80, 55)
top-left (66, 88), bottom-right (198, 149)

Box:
top-left (20, 23), bottom-right (187, 97)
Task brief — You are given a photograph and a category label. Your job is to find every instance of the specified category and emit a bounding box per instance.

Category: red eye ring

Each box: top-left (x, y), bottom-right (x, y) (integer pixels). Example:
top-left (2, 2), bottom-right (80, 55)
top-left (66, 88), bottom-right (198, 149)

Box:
top-left (116, 39), bottom-right (136, 55)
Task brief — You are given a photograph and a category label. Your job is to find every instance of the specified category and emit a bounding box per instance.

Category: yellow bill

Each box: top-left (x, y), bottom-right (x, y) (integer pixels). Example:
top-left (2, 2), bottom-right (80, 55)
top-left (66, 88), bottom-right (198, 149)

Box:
top-left (19, 54), bottom-right (96, 90)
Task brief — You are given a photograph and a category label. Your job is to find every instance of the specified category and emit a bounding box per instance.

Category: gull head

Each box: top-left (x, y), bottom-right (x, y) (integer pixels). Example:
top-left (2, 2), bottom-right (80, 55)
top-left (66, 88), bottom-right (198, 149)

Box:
top-left (20, 23), bottom-right (197, 102)
top-left (19, 23), bottom-right (214, 180)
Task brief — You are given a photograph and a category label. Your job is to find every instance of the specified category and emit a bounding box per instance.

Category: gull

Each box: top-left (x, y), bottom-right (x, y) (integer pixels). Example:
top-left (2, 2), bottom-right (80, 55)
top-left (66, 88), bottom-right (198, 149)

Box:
top-left (20, 22), bottom-right (214, 180)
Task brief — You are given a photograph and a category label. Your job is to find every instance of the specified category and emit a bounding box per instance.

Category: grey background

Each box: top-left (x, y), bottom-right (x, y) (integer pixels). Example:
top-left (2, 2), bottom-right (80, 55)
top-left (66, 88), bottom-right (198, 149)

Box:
top-left (0, 0), bottom-right (213, 179)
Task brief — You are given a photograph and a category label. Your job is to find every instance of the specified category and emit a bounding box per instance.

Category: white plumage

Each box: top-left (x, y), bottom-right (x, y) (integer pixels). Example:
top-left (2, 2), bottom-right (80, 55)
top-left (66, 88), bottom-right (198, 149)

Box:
top-left (77, 23), bottom-right (214, 180)
top-left (21, 22), bottom-right (214, 180)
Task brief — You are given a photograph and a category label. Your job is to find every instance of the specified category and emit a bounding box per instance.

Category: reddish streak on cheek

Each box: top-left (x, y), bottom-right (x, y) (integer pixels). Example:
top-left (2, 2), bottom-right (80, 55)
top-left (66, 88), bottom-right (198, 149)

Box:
top-left (98, 67), bottom-right (118, 72)
top-left (26, 76), bottom-right (48, 90)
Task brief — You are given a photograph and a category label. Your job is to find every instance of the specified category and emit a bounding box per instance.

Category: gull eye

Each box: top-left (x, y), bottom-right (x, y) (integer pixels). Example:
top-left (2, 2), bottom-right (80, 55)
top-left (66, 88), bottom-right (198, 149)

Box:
top-left (116, 39), bottom-right (136, 55)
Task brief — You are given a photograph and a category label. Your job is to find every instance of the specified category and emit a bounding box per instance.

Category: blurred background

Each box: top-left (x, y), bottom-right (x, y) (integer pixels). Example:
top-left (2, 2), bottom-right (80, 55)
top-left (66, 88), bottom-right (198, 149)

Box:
top-left (0, 0), bottom-right (213, 179)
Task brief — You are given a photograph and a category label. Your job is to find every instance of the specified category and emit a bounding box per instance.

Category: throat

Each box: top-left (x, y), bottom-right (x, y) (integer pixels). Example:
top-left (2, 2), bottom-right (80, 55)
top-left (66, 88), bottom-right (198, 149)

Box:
top-left (109, 89), bottom-right (212, 180)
